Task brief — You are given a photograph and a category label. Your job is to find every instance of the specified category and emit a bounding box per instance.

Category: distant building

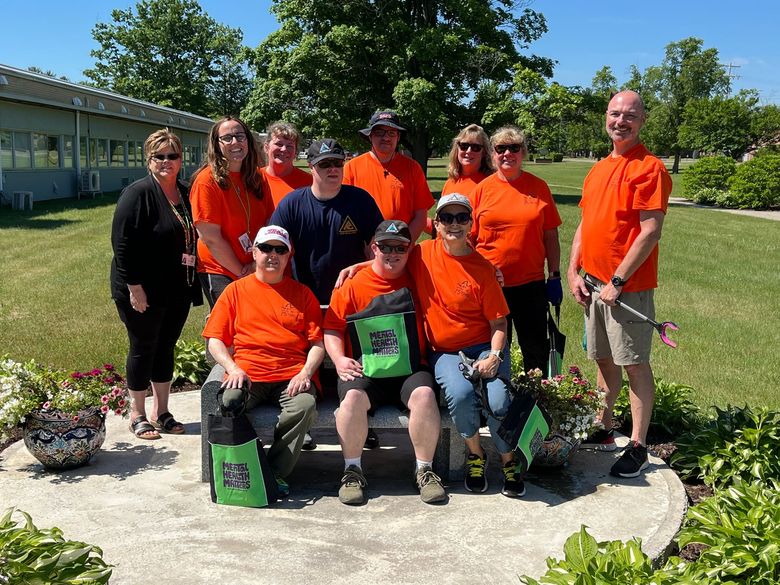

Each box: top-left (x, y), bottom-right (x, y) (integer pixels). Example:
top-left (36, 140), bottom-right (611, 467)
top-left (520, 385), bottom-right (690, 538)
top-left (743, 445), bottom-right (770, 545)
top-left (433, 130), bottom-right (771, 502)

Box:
top-left (0, 63), bottom-right (213, 205)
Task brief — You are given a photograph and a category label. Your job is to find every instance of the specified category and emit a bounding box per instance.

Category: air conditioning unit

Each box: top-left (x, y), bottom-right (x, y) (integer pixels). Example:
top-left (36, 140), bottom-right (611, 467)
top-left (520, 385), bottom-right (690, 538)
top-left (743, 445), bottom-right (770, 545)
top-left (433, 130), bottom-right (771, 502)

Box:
top-left (80, 170), bottom-right (100, 192)
top-left (12, 191), bottom-right (34, 210)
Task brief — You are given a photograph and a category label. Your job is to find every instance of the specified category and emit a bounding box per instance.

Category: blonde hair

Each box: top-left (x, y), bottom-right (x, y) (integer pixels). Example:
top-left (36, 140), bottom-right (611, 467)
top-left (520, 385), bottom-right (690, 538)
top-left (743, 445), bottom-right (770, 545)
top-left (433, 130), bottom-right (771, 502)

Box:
top-left (144, 128), bottom-right (181, 170)
top-left (265, 121), bottom-right (300, 148)
top-left (490, 125), bottom-right (528, 157)
top-left (446, 124), bottom-right (494, 180)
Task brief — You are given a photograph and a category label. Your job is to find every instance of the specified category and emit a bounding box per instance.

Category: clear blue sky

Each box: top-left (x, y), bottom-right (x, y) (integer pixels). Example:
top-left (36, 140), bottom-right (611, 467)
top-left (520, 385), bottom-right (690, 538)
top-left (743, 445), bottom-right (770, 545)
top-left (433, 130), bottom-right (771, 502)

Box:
top-left (2, 0), bottom-right (778, 104)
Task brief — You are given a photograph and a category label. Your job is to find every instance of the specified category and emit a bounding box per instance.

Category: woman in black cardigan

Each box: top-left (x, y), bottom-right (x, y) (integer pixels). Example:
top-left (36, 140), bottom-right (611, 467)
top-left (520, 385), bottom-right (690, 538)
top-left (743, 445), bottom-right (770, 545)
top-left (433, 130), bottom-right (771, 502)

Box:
top-left (111, 129), bottom-right (202, 439)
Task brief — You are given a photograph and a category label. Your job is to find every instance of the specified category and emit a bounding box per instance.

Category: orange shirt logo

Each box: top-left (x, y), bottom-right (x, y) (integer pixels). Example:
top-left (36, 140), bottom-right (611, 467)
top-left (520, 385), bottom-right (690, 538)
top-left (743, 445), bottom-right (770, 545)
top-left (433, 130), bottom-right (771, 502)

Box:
top-left (455, 280), bottom-right (472, 297)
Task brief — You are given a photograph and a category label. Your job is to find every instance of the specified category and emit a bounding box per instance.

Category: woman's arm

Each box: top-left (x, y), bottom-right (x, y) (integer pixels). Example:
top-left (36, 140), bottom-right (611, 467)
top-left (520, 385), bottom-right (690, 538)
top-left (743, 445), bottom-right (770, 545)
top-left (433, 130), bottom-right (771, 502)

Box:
top-left (195, 222), bottom-right (247, 277)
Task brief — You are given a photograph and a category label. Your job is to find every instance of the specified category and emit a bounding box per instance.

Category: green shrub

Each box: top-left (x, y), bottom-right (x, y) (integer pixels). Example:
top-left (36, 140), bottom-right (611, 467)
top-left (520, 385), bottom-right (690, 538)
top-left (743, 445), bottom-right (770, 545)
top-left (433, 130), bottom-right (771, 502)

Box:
top-left (675, 480), bottom-right (780, 584)
top-left (172, 339), bottom-right (209, 385)
top-left (690, 187), bottom-right (728, 205)
top-left (671, 405), bottom-right (780, 488)
top-left (682, 156), bottom-right (737, 200)
top-left (613, 378), bottom-right (702, 437)
top-left (548, 152), bottom-right (564, 162)
top-left (727, 155), bottom-right (780, 209)
top-left (0, 508), bottom-right (113, 584)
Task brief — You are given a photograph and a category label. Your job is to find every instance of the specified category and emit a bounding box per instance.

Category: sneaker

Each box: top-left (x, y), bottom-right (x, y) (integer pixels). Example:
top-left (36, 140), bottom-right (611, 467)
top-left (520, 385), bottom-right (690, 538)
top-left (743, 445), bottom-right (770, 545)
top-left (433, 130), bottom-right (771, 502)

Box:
top-left (339, 465), bottom-right (367, 505)
top-left (275, 476), bottom-right (290, 498)
top-left (415, 466), bottom-right (447, 504)
top-left (610, 441), bottom-right (649, 478)
top-left (581, 427), bottom-right (617, 452)
top-left (301, 432), bottom-right (317, 451)
top-left (364, 428), bottom-right (380, 449)
top-left (501, 462), bottom-right (526, 498)
top-left (464, 453), bottom-right (488, 493)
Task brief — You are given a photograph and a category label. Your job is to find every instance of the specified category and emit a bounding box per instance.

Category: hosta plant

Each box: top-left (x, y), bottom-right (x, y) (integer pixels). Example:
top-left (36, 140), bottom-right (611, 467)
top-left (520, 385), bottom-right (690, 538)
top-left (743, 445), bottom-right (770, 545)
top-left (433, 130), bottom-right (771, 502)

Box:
top-left (173, 339), bottom-right (210, 385)
top-left (613, 378), bottom-right (702, 437)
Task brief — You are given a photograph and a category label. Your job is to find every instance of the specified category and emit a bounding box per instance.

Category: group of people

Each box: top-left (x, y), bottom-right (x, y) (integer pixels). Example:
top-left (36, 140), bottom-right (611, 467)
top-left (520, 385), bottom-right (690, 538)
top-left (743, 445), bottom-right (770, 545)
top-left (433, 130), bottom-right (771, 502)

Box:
top-left (110, 90), bottom-right (671, 505)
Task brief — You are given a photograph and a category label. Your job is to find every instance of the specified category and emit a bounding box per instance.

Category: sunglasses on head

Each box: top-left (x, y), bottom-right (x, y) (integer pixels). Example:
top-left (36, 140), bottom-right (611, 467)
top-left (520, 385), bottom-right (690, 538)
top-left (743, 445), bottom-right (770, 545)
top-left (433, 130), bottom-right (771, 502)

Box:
top-left (256, 243), bottom-right (289, 255)
top-left (494, 144), bottom-right (523, 154)
top-left (317, 159), bottom-right (344, 169)
top-left (376, 243), bottom-right (409, 254)
top-left (217, 132), bottom-right (248, 144)
top-left (437, 212), bottom-right (472, 225)
top-left (151, 153), bottom-right (180, 161)
top-left (457, 142), bottom-right (483, 153)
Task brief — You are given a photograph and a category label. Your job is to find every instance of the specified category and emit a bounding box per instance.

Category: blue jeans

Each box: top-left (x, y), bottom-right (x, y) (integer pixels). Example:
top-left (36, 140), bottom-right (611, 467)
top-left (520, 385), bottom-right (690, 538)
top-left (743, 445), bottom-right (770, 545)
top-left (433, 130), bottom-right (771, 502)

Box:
top-left (431, 342), bottom-right (513, 454)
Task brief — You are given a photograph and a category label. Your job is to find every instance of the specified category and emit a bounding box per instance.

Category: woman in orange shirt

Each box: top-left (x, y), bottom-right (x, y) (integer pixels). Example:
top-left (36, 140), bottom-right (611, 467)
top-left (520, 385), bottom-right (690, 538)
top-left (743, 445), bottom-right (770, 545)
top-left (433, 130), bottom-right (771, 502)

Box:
top-left (469, 125), bottom-right (563, 374)
top-left (191, 116), bottom-right (273, 307)
top-left (441, 124), bottom-right (493, 196)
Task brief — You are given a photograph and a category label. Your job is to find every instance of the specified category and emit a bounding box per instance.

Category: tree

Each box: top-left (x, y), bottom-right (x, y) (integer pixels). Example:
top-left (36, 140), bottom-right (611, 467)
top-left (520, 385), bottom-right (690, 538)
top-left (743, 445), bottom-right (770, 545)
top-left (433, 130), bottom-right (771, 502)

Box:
top-left (634, 38), bottom-right (728, 173)
top-left (85, 0), bottom-right (250, 118)
top-left (678, 91), bottom-right (758, 158)
top-left (27, 67), bottom-right (70, 81)
top-left (243, 0), bottom-right (552, 171)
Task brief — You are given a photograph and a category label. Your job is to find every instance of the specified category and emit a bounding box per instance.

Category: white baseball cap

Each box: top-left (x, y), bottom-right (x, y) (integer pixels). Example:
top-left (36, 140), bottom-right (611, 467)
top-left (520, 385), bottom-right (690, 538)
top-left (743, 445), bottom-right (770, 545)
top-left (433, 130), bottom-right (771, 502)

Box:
top-left (253, 225), bottom-right (292, 249)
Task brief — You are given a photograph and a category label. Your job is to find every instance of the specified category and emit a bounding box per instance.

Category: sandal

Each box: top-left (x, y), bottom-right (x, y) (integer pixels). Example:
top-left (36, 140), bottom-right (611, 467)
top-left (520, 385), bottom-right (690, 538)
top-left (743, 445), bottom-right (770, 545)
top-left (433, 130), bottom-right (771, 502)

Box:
top-left (129, 415), bottom-right (161, 440)
top-left (152, 412), bottom-right (185, 434)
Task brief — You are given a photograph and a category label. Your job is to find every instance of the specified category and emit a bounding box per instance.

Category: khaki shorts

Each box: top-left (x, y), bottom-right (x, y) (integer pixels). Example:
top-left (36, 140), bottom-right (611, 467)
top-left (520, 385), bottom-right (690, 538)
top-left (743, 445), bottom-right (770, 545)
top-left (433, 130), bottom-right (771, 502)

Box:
top-left (584, 282), bottom-right (655, 366)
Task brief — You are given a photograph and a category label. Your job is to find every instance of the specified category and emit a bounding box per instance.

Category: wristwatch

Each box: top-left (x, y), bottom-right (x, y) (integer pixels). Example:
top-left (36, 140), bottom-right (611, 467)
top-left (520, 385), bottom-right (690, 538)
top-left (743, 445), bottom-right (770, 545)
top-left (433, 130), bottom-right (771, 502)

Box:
top-left (489, 349), bottom-right (503, 362)
top-left (610, 275), bottom-right (627, 287)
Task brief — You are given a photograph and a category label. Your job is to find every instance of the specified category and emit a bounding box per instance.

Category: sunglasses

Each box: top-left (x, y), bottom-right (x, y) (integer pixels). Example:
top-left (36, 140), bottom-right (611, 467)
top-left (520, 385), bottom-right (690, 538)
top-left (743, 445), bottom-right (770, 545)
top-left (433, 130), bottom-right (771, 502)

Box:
top-left (256, 243), bottom-right (290, 255)
top-left (371, 129), bottom-right (400, 138)
top-left (218, 133), bottom-right (248, 144)
top-left (437, 212), bottom-right (472, 225)
top-left (317, 160), bottom-right (344, 169)
top-left (376, 243), bottom-right (409, 254)
top-left (494, 144), bottom-right (523, 154)
top-left (457, 142), bottom-right (483, 153)
top-left (151, 153), bottom-right (181, 161)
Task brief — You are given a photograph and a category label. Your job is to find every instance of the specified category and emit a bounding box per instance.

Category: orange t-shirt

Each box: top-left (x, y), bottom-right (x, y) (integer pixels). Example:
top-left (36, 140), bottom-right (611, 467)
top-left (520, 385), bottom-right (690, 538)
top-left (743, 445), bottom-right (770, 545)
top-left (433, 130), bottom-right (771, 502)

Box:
top-left (191, 169), bottom-right (274, 278)
top-left (202, 275), bottom-right (322, 382)
top-left (323, 266), bottom-right (428, 361)
top-left (469, 172), bottom-right (562, 287)
top-left (261, 166), bottom-right (312, 207)
top-left (407, 239), bottom-right (509, 352)
top-left (343, 152), bottom-right (434, 223)
top-left (580, 143), bottom-right (671, 292)
top-left (441, 171), bottom-right (488, 196)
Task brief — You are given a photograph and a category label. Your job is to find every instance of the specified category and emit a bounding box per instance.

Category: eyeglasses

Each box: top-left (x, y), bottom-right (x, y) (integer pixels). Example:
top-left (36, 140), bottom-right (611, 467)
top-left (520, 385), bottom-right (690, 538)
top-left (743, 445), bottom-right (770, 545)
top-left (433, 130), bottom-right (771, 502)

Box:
top-left (371, 129), bottom-right (400, 138)
top-left (457, 142), bottom-right (483, 153)
top-left (376, 243), bottom-right (409, 254)
top-left (256, 243), bottom-right (290, 255)
top-left (494, 144), bottom-right (523, 154)
top-left (317, 160), bottom-right (344, 169)
top-left (218, 133), bottom-right (248, 144)
top-left (151, 153), bottom-right (181, 161)
top-left (437, 212), bottom-right (472, 225)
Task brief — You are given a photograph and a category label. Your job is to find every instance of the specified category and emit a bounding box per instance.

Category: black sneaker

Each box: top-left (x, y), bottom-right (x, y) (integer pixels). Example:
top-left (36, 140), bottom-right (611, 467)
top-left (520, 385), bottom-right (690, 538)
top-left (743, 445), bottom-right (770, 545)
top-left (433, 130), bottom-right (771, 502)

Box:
top-left (275, 476), bottom-right (290, 498)
top-left (581, 427), bottom-right (617, 452)
top-left (301, 432), bottom-right (317, 451)
top-left (464, 453), bottom-right (487, 493)
top-left (364, 428), bottom-right (380, 449)
top-left (501, 462), bottom-right (526, 498)
top-left (610, 441), bottom-right (649, 478)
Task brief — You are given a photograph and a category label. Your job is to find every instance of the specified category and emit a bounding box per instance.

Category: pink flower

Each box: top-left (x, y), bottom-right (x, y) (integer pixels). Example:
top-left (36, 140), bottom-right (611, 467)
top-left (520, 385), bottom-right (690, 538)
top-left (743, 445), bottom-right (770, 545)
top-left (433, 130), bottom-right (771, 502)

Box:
top-left (104, 364), bottom-right (115, 371)
top-left (541, 379), bottom-right (550, 386)
top-left (101, 405), bottom-right (110, 414)
top-left (71, 372), bottom-right (84, 380)
top-left (89, 368), bottom-right (102, 377)
top-left (42, 401), bottom-right (51, 410)
top-left (118, 399), bottom-right (127, 407)
top-left (101, 395), bottom-right (110, 404)
top-left (572, 377), bottom-right (580, 384)
top-left (114, 408), bottom-right (123, 416)
top-left (72, 415), bottom-right (80, 422)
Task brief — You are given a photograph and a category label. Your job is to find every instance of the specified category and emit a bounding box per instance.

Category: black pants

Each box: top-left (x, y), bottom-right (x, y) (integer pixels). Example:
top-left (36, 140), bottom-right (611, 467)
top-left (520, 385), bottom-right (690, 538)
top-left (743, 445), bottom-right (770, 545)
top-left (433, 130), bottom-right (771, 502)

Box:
top-left (503, 280), bottom-right (549, 374)
top-left (115, 298), bottom-right (191, 391)
top-left (199, 272), bottom-right (234, 309)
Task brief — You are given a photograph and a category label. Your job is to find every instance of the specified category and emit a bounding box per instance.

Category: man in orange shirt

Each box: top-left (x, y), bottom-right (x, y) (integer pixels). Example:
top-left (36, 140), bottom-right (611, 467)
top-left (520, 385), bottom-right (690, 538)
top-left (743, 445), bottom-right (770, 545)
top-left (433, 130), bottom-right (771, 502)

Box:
top-left (568, 90), bottom-right (672, 479)
top-left (203, 225), bottom-right (325, 497)
top-left (343, 111), bottom-right (434, 241)
top-left (260, 121), bottom-right (312, 207)
top-left (324, 220), bottom-right (446, 506)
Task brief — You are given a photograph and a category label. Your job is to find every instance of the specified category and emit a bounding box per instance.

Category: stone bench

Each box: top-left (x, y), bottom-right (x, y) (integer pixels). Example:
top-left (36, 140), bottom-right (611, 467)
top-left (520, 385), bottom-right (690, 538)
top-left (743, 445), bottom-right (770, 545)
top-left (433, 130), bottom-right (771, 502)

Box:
top-left (200, 364), bottom-right (465, 483)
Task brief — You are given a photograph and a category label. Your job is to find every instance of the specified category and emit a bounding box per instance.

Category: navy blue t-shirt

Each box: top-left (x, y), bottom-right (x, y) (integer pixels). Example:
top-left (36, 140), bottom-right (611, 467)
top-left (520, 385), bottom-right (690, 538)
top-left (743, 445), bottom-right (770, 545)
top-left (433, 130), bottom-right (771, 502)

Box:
top-left (270, 185), bottom-right (384, 304)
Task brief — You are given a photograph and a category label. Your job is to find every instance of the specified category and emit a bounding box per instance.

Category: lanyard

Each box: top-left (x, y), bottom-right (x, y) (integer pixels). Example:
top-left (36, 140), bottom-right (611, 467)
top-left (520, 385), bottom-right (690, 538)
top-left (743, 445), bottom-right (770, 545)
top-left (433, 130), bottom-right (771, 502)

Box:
top-left (167, 188), bottom-right (196, 286)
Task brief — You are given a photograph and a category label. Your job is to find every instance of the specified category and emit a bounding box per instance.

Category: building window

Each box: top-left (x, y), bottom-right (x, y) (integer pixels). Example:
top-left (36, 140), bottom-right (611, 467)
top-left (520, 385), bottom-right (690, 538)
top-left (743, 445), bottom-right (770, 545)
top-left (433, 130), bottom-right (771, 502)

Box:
top-left (96, 139), bottom-right (108, 167)
top-left (33, 133), bottom-right (60, 168)
top-left (110, 140), bottom-right (126, 167)
top-left (135, 142), bottom-right (144, 167)
top-left (89, 138), bottom-right (97, 167)
top-left (183, 145), bottom-right (192, 165)
top-left (192, 146), bottom-right (201, 165)
top-left (64, 136), bottom-right (74, 168)
top-left (0, 131), bottom-right (11, 169)
top-left (13, 132), bottom-right (32, 168)
top-left (79, 136), bottom-right (88, 168)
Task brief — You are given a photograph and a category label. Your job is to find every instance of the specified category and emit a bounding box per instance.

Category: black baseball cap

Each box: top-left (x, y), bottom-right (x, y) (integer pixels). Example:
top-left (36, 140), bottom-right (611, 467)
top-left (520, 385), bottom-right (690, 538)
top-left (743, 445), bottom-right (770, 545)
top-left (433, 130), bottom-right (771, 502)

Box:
top-left (307, 138), bottom-right (346, 166)
top-left (374, 220), bottom-right (412, 244)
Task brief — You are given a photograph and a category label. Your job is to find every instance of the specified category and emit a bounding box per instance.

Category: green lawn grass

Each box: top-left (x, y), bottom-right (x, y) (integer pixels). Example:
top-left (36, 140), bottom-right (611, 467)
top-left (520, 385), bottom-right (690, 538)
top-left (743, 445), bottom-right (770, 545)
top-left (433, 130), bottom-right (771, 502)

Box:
top-left (1, 158), bottom-right (777, 410)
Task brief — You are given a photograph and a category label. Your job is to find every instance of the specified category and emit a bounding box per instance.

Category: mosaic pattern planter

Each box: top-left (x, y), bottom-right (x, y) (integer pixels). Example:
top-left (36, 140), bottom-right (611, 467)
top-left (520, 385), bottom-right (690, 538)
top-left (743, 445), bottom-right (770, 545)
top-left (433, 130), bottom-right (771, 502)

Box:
top-left (23, 407), bottom-right (106, 470)
top-left (532, 434), bottom-right (580, 468)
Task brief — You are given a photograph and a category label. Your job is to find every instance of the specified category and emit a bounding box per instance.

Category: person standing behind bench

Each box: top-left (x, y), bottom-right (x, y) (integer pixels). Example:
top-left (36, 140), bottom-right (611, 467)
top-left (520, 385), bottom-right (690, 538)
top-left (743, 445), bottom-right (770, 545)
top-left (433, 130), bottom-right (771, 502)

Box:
top-left (111, 128), bottom-right (203, 440)
top-left (324, 220), bottom-right (446, 506)
top-left (343, 111), bottom-right (434, 242)
top-left (569, 90), bottom-right (672, 478)
top-left (203, 226), bottom-right (324, 497)
top-left (260, 121), bottom-right (312, 207)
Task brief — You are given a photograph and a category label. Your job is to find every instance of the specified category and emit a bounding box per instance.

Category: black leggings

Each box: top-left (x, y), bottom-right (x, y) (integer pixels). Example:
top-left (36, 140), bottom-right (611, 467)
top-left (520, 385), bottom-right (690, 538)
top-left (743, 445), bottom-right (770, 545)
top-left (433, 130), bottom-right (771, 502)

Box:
top-left (502, 280), bottom-right (549, 374)
top-left (115, 298), bottom-right (191, 391)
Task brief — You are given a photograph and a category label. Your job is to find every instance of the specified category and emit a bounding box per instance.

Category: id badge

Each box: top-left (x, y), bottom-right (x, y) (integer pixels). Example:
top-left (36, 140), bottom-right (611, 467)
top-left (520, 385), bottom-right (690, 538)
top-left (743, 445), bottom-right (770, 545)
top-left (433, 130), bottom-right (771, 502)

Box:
top-left (181, 253), bottom-right (196, 267)
top-left (238, 233), bottom-right (252, 253)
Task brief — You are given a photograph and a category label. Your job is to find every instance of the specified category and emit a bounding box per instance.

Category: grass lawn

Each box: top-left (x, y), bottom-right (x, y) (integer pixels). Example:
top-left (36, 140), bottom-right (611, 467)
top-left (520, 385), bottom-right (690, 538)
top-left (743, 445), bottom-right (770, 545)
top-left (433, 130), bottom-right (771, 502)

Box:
top-left (1, 157), bottom-right (777, 410)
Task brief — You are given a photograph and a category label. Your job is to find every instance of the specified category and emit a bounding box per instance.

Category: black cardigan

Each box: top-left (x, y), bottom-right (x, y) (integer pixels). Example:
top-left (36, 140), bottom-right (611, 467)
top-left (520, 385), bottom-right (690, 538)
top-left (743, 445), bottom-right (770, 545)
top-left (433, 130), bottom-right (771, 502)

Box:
top-left (110, 174), bottom-right (202, 307)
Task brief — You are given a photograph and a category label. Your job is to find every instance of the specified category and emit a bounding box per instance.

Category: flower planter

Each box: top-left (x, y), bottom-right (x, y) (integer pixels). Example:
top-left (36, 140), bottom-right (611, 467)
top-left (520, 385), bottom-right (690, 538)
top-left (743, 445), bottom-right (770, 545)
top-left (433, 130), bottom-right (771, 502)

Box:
top-left (23, 407), bottom-right (106, 470)
top-left (532, 434), bottom-right (581, 468)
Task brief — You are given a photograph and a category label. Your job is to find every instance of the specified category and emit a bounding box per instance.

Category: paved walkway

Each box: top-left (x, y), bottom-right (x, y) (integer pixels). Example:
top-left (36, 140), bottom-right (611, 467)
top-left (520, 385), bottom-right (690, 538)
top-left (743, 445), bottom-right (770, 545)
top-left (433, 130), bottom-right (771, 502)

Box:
top-left (0, 392), bottom-right (687, 585)
top-left (670, 197), bottom-right (780, 221)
